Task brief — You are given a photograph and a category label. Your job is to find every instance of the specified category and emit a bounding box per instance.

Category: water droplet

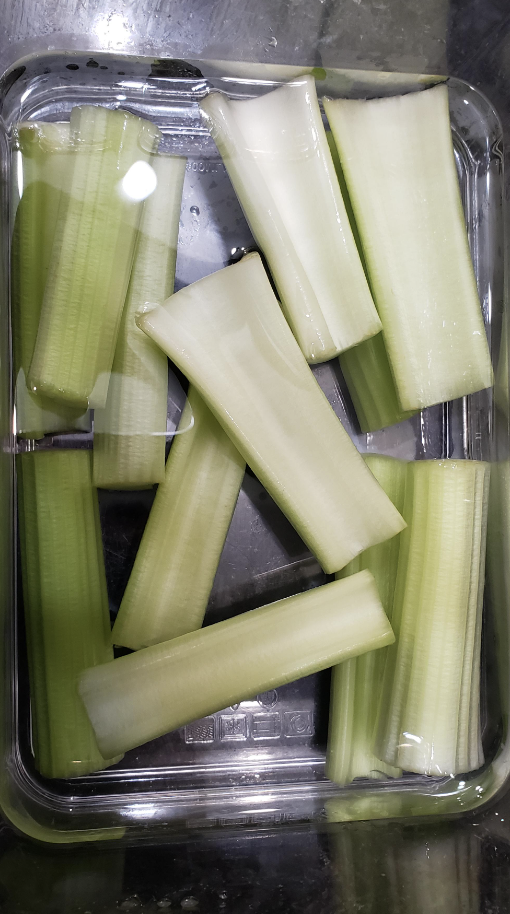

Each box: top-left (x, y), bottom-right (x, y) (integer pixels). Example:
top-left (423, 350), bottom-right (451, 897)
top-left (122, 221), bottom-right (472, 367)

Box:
top-left (157, 900), bottom-right (172, 909)
top-left (181, 898), bottom-right (199, 911)
top-left (190, 205), bottom-right (200, 216)
top-left (257, 689), bottom-right (278, 708)
top-left (268, 36), bottom-right (277, 47)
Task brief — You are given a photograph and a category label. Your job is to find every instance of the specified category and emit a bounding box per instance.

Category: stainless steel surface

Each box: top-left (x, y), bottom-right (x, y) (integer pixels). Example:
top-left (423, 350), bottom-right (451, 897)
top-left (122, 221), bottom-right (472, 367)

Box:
top-left (1, 0), bottom-right (449, 75)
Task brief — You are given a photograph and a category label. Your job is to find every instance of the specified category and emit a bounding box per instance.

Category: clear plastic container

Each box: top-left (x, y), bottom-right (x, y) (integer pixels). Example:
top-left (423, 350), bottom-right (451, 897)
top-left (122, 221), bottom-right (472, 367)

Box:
top-left (0, 51), bottom-right (508, 843)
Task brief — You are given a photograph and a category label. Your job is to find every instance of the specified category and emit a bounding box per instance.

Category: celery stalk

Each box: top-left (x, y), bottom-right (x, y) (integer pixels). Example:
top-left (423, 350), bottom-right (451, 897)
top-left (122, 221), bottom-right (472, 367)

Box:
top-left (111, 387), bottom-right (245, 648)
top-left (324, 86), bottom-right (493, 411)
top-left (12, 123), bottom-right (89, 438)
top-left (376, 459), bottom-right (489, 776)
top-left (93, 153), bottom-right (186, 488)
top-left (456, 463), bottom-right (488, 773)
top-left (325, 130), bottom-right (415, 432)
top-left (28, 106), bottom-right (161, 409)
top-left (327, 455), bottom-right (406, 785)
top-left (17, 450), bottom-right (122, 778)
top-left (80, 570), bottom-right (394, 759)
top-left (137, 253), bottom-right (406, 574)
top-left (201, 77), bottom-right (381, 363)
top-left (339, 334), bottom-right (416, 432)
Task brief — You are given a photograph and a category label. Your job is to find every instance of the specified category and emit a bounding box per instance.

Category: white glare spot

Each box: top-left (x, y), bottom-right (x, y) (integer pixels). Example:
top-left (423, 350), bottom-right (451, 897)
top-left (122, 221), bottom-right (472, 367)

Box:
top-left (94, 12), bottom-right (130, 47)
top-left (121, 161), bottom-right (157, 202)
top-left (127, 803), bottom-right (157, 819)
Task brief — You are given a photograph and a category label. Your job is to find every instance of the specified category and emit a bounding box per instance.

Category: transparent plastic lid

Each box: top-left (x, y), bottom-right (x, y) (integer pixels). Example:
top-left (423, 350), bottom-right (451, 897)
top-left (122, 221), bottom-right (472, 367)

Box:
top-left (1, 53), bottom-right (508, 842)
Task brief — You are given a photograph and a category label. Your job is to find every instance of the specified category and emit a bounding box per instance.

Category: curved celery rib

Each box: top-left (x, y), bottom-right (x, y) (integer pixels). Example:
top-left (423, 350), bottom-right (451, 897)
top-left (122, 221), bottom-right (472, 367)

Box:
top-left (327, 455), bottom-right (406, 786)
top-left (376, 459), bottom-right (490, 777)
top-left (324, 86), bottom-right (493, 411)
top-left (93, 153), bottom-right (186, 488)
top-left (112, 387), bottom-right (245, 649)
top-left (80, 570), bottom-right (394, 759)
top-left (17, 450), bottom-right (122, 778)
top-left (201, 77), bottom-right (380, 363)
top-left (137, 254), bottom-right (405, 574)
top-left (11, 123), bottom-right (89, 438)
top-left (28, 106), bottom-right (161, 409)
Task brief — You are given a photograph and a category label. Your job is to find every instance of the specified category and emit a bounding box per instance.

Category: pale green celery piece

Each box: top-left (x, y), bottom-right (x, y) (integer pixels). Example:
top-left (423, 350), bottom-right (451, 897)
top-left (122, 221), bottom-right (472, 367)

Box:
top-left (326, 130), bottom-right (414, 432)
top-left (324, 86), bottom-right (493, 411)
top-left (200, 77), bottom-right (380, 363)
top-left (12, 123), bottom-right (90, 438)
top-left (80, 570), bottom-right (394, 758)
top-left (457, 465), bottom-right (490, 773)
top-left (93, 153), bottom-right (186, 488)
top-left (376, 459), bottom-right (489, 777)
top-left (28, 106), bottom-right (161, 409)
top-left (17, 450), bottom-right (122, 778)
top-left (137, 253), bottom-right (405, 574)
top-left (327, 454), bottom-right (406, 785)
top-left (339, 334), bottom-right (416, 433)
top-left (112, 387), bottom-right (245, 649)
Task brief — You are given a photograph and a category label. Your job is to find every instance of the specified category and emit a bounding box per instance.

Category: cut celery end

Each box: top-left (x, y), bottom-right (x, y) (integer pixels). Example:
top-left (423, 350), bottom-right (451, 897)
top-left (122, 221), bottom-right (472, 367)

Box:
top-left (17, 450), bottom-right (122, 778)
top-left (80, 570), bottom-right (394, 759)
top-left (112, 387), bottom-right (245, 648)
top-left (137, 254), bottom-right (405, 574)
top-left (28, 106), bottom-right (161, 409)
top-left (339, 333), bottom-right (416, 432)
top-left (201, 77), bottom-right (380, 363)
top-left (12, 123), bottom-right (90, 438)
top-left (327, 455), bottom-right (407, 785)
top-left (327, 657), bottom-right (401, 786)
top-left (324, 86), bottom-right (493, 411)
top-left (93, 153), bottom-right (186, 488)
top-left (376, 459), bottom-right (489, 777)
